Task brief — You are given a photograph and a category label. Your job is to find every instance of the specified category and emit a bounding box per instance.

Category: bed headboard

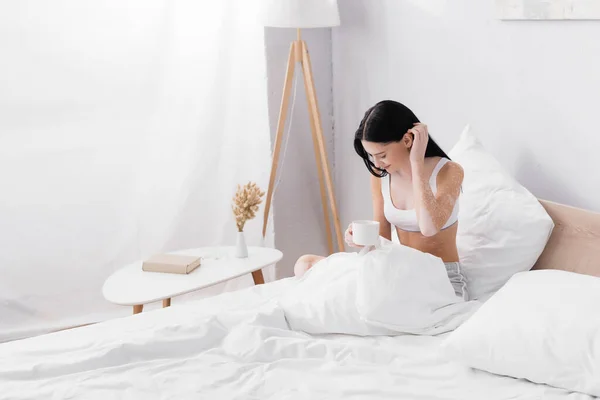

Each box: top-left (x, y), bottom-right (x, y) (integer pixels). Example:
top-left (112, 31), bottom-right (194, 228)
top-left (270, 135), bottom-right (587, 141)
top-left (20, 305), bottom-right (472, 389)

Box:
top-left (533, 199), bottom-right (600, 277)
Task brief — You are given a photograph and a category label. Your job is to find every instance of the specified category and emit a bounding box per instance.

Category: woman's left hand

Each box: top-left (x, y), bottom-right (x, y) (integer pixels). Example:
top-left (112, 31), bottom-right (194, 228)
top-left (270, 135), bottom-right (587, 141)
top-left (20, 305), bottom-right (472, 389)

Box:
top-left (408, 123), bottom-right (429, 166)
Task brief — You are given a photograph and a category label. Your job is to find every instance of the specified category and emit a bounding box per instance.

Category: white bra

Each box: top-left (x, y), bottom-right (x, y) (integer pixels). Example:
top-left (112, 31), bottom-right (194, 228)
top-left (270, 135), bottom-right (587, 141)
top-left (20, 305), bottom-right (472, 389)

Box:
top-left (381, 158), bottom-right (459, 232)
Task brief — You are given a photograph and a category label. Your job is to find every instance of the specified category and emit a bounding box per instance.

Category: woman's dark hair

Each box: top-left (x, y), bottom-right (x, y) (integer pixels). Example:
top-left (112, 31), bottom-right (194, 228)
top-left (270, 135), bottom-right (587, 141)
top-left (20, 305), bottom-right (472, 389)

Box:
top-left (354, 100), bottom-right (450, 177)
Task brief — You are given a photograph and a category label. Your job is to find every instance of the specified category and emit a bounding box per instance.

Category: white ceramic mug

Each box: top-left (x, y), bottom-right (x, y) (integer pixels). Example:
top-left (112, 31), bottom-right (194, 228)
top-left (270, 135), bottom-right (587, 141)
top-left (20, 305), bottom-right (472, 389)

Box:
top-left (352, 220), bottom-right (380, 246)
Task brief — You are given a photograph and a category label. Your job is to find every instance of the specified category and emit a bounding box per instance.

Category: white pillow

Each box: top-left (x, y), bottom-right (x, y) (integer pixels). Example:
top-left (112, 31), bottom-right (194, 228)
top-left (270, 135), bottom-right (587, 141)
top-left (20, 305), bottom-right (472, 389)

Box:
top-left (441, 269), bottom-right (600, 397)
top-left (449, 124), bottom-right (554, 300)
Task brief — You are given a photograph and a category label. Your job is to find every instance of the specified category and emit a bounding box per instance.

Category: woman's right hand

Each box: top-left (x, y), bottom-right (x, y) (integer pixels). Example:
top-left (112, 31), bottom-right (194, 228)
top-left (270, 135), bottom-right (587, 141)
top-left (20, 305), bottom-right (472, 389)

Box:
top-left (345, 223), bottom-right (364, 248)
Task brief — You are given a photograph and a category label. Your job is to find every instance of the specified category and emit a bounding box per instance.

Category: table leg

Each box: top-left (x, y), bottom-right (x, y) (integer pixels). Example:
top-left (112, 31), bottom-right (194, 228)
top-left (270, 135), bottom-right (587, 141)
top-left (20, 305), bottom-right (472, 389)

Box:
top-left (133, 304), bottom-right (143, 314)
top-left (252, 269), bottom-right (265, 285)
top-left (162, 298), bottom-right (171, 308)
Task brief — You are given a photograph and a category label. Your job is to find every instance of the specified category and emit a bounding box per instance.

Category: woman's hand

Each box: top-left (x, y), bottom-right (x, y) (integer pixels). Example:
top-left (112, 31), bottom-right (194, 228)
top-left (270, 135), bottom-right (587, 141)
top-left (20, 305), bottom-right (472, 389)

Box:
top-left (344, 223), bottom-right (364, 248)
top-left (408, 123), bottom-right (429, 166)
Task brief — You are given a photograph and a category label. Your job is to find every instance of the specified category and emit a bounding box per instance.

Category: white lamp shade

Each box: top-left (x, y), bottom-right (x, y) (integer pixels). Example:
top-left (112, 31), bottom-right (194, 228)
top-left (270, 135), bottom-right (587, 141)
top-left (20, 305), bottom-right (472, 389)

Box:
top-left (259, 0), bottom-right (340, 28)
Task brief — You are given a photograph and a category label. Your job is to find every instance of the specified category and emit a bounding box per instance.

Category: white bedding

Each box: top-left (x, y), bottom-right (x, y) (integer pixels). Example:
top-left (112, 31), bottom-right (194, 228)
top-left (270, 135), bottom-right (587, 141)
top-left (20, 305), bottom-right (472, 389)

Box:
top-left (281, 246), bottom-right (479, 336)
top-left (0, 278), bottom-right (594, 400)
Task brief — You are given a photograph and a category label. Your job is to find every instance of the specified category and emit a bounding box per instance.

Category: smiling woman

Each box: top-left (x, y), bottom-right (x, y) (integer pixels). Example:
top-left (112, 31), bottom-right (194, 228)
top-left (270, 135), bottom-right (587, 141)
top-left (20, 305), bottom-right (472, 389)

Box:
top-left (294, 100), bottom-right (468, 301)
top-left (353, 100), bottom-right (450, 179)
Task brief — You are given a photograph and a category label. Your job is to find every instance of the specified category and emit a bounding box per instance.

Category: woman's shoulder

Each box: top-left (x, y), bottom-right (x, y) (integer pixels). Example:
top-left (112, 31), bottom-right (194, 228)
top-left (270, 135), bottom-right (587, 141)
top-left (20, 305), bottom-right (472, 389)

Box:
top-left (425, 156), bottom-right (462, 175)
top-left (370, 173), bottom-right (383, 189)
top-left (436, 158), bottom-right (464, 189)
top-left (440, 159), bottom-right (464, 176)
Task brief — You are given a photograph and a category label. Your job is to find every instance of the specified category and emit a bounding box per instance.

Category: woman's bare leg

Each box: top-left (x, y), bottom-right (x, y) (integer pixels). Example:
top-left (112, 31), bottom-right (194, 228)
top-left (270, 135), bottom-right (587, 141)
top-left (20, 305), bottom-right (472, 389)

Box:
top-left (293, 254), bottom-right (326, 277)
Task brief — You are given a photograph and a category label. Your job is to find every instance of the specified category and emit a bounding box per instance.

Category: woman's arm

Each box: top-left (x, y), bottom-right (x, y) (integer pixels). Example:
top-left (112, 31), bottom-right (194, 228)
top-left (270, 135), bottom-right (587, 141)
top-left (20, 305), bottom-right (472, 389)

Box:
top-left (370, 175), bottom-right (392, 240)
top-left (411, 161), bottom-right (463, 236)
top-left (409, 123), bottom-right (463, 237)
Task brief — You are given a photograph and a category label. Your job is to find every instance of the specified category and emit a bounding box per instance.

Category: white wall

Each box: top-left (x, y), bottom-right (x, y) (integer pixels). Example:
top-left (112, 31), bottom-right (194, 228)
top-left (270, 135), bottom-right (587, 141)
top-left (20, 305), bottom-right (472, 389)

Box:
top-left (332, 0), bottom-right (600, 226)
top-left (265, 28), bottom-right (335, 278)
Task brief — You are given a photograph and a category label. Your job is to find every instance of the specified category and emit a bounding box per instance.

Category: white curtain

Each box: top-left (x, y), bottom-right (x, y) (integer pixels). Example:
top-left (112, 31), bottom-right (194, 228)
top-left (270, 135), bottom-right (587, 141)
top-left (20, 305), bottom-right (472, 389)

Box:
top-left (0, 0), bottom-right (274, 342)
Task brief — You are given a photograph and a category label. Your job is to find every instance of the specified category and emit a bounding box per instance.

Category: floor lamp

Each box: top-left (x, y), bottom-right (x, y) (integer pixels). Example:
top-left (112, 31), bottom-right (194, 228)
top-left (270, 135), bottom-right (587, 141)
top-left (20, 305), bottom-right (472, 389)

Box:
top-left (259, 0), bottom-right (344, 254)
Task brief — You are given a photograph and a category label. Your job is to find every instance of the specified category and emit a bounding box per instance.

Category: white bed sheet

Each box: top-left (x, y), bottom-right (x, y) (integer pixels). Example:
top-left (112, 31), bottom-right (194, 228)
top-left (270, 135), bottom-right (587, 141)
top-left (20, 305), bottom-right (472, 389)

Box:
top-left (0, 278), bottom-right (594, 400)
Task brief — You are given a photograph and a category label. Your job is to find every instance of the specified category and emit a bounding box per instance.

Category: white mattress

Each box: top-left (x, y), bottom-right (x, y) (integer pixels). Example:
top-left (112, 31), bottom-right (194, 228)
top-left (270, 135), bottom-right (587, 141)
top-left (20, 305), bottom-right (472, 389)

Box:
top-left (0, 278), bottom-right (594, 400)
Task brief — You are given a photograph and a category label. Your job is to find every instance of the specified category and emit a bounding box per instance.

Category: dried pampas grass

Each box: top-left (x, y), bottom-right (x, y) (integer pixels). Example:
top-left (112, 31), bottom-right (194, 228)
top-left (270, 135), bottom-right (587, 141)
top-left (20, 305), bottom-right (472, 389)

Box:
top-left (232, 182), bottom-right (265, 232)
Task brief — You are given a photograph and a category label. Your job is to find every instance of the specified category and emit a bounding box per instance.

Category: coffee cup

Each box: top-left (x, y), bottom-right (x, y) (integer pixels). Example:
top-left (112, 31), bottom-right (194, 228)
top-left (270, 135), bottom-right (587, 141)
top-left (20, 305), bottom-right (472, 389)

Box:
top-left (352, 220), bottom-right (380, 247)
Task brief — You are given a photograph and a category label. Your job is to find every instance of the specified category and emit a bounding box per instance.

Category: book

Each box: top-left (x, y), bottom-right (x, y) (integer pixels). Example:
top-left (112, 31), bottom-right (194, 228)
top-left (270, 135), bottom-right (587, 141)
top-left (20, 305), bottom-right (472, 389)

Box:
top-left (142, 254), bottom-right (201, 274)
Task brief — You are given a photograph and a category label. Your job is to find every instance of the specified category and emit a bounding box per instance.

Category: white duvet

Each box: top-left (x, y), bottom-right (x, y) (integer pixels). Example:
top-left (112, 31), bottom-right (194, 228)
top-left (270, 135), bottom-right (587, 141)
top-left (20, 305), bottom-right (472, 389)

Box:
top-left (280, 244), bottom-right (480, 336)
top-left (0, 274), bottom-right (594, 400)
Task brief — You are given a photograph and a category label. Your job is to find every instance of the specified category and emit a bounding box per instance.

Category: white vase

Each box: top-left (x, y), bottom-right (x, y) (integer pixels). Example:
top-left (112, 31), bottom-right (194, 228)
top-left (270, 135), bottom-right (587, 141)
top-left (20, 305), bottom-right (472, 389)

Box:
top-left (235, 231), bottom-right (248, 258)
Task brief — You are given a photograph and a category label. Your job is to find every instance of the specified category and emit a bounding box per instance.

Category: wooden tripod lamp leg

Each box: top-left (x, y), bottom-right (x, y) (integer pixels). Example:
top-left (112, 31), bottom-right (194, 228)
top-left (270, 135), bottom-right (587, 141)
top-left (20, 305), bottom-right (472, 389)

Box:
top-left (301, 58), bottom-right (334, 255)
top-left (262, 43), bottom-right (297, 239)
top-left (300, 41), bottom-right (345, 252)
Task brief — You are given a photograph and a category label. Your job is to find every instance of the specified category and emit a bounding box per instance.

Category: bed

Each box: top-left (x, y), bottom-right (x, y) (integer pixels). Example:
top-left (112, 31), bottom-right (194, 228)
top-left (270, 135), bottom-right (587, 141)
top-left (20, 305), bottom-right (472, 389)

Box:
top-left (0, 199), bottom-right (599, 400)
